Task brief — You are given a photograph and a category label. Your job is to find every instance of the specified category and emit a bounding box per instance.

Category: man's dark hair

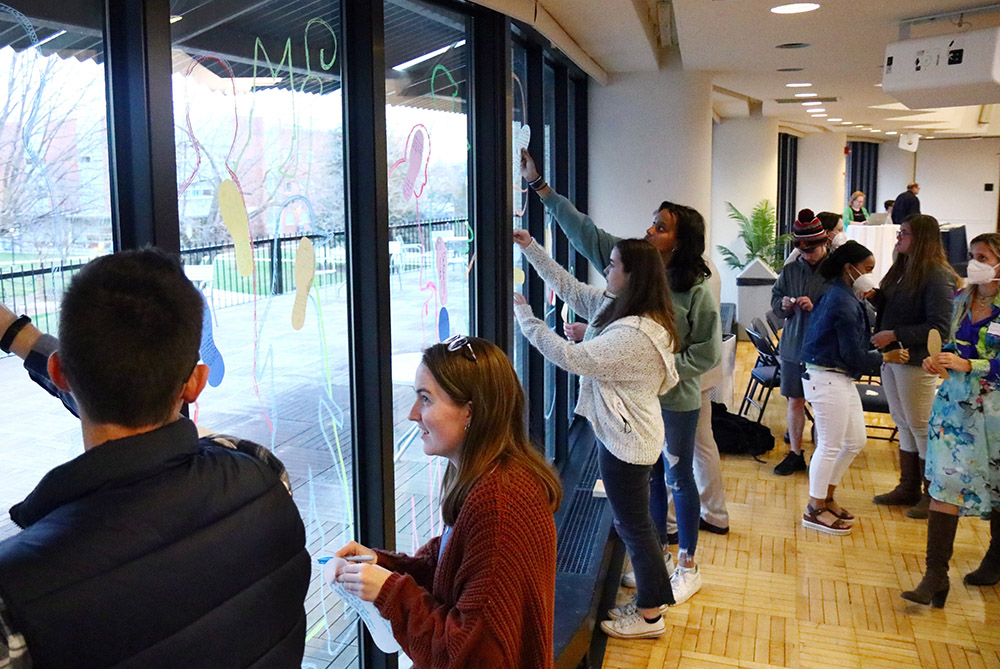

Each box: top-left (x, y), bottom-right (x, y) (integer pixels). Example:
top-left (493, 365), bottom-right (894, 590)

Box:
top-left (657, 201), bottom-right (711, 293)
top-left (884, 200), bottom-right (895, 210)
top-left (58, 248), bottom-right (204, 427)
top-left (816, 211), bottom-right (841, 232)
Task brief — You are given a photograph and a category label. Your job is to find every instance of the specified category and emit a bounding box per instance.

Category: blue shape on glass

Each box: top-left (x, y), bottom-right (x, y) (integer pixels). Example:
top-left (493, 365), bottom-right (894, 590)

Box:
top-left (438, 306), bottom-right (450, 342)
top-left (199, 295), bottom-right (225, 387)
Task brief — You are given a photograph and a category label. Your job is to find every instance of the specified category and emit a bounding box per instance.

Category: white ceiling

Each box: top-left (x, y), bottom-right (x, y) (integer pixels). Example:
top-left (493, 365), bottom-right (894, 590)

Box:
top-left (541, 0), bottom-right (1000, 138)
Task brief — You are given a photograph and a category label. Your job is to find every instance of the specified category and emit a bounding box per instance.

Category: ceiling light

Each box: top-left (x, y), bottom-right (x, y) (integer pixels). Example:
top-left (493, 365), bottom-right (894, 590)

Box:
top-left (795, 93), bottom-right (818, 98)
top-left (812, 113), bottom-right (828, 117)
top-left (840, 121), bottom-right (852, 125)
top-left (786, 82), bottom-right (812, 87)
top-left (870, 129), bottom-right (881, 133)
top-left (170, 14), bottom-right (183, 23)
top-left (777, 67), bottom-right (805, 72)
top-left (855, 124), bottom-right (865, 128)
top-left (771, 3), bottom-right (821, 14)
top-left (885, 131), bottom-right (898, 135)
top-left (393, 39), bottom-right (467, 71)
top-left (776, 42), bottom-right (811, 49)
top-left (35, 29), bottom-right (67, 47)
top-left (808, 108), bottom-right (826, 113)
top-left (828, 117), bottom-right (842, 121)
top-left (874, 83), bottom-right (883, 87)
top-left (801, 101), bottom-right (822, 106)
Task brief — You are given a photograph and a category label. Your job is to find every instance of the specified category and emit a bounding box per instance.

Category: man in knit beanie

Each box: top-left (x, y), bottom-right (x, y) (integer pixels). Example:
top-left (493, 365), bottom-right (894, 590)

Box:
top-left (772, 209), bottom-right (831, 475)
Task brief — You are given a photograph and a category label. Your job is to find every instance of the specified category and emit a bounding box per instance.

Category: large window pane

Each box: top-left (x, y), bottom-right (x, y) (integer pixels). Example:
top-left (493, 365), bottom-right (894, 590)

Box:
top-left (512, 40), bottom-right (529, 385)
top-left (0, 2), bottom-right (112, 538)
top-left (384, 1), bottom-right (472, 601)
top-left (169, 4), bottom-right (356, 667)
top-left (542, 61), bottom-right (557, 459)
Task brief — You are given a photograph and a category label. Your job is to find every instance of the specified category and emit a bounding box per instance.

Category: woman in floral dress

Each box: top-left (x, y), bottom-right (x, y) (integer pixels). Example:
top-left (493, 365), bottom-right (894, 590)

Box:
top-left (902, 232), bottom-right (1000, 607)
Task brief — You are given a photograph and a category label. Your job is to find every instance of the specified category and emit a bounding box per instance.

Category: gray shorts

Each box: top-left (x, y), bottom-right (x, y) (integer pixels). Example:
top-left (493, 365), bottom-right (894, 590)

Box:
top-left (780, 359), bottom-right (805, 398)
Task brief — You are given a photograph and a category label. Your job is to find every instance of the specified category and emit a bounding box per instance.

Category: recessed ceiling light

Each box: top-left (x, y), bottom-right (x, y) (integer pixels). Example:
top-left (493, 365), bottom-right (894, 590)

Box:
top-left (786, 82), bottom-right (812, 88)
top-left (812, 113), bottom-right (828, 117)
top-left (840, 121), bottom-right (852, 125)
top-left (874, 83), bottom-right (883, 87)
top-left (801, 101), bottom-right (822, 106)
top-left (170, 14), bottom-right (183, 23)
top-left (885, 131), bottom-right (898, 135)
top-left (795, 93), bottom-right (818, 98)
top-left (776, 42), bottom-right (811, 49)
top-left (870, 129), bottom-right (881, 133)
top-left (828, 117), bottom-right (842, 121)
top-left (771, 3), bottom-right (821, 14)
top-left (855, 124), bottom-right (865, 128)
top-left (808, 108), bottom-right (826, 113)
top-left (777, 67), bottom-right (805, 72)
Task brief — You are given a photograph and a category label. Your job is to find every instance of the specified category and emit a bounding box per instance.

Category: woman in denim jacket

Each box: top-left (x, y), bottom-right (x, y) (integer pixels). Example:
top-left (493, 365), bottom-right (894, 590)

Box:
top-left (902, 233), bottom-right (1000, 607)
top-left (799, 241), bottom-right (910, 535)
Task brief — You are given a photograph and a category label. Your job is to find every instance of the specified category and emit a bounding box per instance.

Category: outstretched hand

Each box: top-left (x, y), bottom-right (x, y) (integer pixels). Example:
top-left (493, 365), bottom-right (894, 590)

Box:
top-left (513, 229), bottom-right (532, 248)
top-left (513, 292), bottom-right (527, 306)
top-left (520, 149), bottom-right (540, 183)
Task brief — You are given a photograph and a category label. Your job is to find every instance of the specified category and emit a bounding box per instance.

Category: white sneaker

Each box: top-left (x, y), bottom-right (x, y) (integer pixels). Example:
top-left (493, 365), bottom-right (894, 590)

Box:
top-left (600, 611), bottom-right (665, 639)
top-left (607, 597), bottom-right (670, 621)
top-left (669, 563), bottom-right (702, 605)
top-left (621, 551), bottom-right (674, 588)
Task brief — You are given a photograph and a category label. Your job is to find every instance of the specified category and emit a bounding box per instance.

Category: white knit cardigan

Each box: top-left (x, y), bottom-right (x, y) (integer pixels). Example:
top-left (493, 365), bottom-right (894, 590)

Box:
top-left (514, 241), bottom-right (678, 465)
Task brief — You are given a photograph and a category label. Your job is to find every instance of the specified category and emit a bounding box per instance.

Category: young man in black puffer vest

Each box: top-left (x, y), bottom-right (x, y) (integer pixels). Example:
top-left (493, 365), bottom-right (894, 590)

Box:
top-left (0, 249), bottom-right (310, 668)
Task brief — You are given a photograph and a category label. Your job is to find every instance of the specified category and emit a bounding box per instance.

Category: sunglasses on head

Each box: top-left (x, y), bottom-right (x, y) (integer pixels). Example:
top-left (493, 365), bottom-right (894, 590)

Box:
top-left (443, 334), bottom-right (477, 363)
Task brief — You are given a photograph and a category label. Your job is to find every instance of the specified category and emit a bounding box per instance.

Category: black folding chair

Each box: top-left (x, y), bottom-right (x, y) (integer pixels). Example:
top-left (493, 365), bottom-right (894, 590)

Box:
top-left (739, 326), bottom-right (780, 424)
top-left (856, 365), bottom-right (898, 442)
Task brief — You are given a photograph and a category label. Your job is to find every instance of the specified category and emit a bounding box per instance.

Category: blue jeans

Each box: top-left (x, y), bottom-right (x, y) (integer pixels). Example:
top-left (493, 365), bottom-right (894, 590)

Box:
top-left (650, 408), bottom-right (700, 557)
top-left (597, 442), bottom-right (674, 608)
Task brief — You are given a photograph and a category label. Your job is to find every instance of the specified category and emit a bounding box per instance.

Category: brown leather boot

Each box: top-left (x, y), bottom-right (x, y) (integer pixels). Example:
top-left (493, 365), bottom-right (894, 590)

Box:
top-left (965, 509), bottom-right (1000, 586)
top-left (901, 510), bottom-right (958, 607)
top-left (873, 449), bottom-right (922, 506)
top-left (906, 464), bottom-right (931, 519)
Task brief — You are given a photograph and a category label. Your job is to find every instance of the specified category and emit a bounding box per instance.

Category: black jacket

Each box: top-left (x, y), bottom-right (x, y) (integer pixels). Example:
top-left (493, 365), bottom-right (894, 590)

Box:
top-left (0, 418), bottom-right (310, 668)
top-left (891, 190), bottom-right (921, 225)
top-left (872, 266), bottom-right (956, 364)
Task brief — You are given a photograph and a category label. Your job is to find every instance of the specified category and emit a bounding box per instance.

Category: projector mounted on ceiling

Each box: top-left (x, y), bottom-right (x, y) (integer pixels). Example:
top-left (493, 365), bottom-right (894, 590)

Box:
top-left (882, 26), bottom-right (1000, 109)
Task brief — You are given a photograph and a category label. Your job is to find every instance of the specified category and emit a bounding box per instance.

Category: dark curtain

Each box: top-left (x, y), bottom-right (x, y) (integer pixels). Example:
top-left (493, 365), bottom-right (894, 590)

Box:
top-left (777, 133), bottom-right (798, 237)
top-left (847, 141), bottom-right (879, 209)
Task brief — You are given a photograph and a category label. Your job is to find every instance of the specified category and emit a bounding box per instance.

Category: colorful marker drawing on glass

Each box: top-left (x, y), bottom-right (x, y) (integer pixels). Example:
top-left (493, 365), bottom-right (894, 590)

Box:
top-left (430, 63), bottom-right (471, 151)
top-left (218, 179), bottom-right (254, 277)
top-left (292, 236), bottom-right (315, 330)
top-left (512, 72), bottom-right (530, 218)
top-left (435, 235), bottom-right (448, 305)
top-left (199, 292), bottom-right (226, 387)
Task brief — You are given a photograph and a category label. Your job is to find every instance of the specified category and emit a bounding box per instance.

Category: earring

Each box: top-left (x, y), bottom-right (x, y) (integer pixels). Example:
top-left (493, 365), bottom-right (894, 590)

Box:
top-left (464, 423), bottom-right (470, 432)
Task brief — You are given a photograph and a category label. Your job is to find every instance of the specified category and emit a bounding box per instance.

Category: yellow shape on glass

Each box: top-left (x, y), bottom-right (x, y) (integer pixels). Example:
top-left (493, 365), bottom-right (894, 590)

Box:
top-left (292, 236), bottom-right (316, 330)
top-left (218, 179), bottom-right (253, 277)
top-left (514, 267), bottom-right (525, 286)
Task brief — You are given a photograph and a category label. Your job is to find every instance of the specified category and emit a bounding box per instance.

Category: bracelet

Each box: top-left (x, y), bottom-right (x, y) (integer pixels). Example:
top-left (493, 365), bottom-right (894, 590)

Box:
top-left (0, 314), bottom-right (30, 354)
top-left (530, 179), bottom-right (548, 192)
top-left (528, 175), bottom-right (545, 189)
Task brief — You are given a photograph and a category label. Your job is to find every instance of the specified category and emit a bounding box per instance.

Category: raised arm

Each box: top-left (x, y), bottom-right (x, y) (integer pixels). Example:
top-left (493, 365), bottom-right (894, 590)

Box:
top-left (1, 304), bottom-right (78, 417)
top-left (515, 233), bottom-right (608, 320)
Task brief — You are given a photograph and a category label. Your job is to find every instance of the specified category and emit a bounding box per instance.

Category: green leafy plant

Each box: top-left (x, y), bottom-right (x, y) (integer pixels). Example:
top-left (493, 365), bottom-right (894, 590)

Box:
top-left (716, 200), bottom-right (790, 273)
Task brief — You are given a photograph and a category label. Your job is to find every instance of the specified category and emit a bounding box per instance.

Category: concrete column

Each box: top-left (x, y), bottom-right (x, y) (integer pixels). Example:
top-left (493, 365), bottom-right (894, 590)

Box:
top-left (796, 132), bottom-right (847, 214)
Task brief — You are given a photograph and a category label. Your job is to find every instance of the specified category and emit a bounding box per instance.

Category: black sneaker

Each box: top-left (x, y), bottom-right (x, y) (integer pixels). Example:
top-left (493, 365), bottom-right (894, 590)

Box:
top-left (784, 430), bottom-right (790, 444)
top-left (699, 518), bottom-right (730, 535)
top-left (773, 451), bottom-right (806, 476)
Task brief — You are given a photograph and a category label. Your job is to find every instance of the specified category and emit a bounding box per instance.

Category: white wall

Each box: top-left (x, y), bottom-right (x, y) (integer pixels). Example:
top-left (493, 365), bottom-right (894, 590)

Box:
top-left (877, 141), bottom-right (915, 211)
top-left (709, 116), bottom-right (779, 305)
top-left (796, 132), bottom-right (847, 213)
top-left (587, 58), bottom-right (713, 284)
top-left (914, 138), bottom-right (1000, 241)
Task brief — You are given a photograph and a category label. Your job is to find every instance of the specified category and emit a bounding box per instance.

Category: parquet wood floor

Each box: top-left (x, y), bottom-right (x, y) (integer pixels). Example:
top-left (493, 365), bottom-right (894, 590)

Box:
top-left (602, 341), bottom-right (1000, 669)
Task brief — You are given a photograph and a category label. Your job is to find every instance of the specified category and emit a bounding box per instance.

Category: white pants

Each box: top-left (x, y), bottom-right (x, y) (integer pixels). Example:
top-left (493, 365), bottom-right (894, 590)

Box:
top-left (880, 362), bottom-right (938, 459)
top-left (666, 390), bottom-right (730, 531)
top-left (803, 369), bottom-right (867, 500)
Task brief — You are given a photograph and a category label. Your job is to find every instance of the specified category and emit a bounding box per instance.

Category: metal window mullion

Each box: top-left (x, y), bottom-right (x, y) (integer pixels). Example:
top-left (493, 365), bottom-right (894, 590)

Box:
top-left (525, 40), bottom-right (546, 444)
top-left (552, 63), bottom-right (570, 464)
top-left (341, 1), bottom-right (395, 668)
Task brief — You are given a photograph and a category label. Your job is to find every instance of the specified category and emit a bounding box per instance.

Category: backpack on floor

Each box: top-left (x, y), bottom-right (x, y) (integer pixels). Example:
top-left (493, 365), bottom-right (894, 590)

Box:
top-left (711, 401), bottom-right (775, 457)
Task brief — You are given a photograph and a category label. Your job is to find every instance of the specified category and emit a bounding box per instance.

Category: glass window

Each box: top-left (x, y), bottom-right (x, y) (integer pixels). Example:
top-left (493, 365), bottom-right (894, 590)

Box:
top-left (169, 4), bottom-right (357, 666)
top-left (0, 2), bottom-right (112, 537)
top-left (383, 5), bottom-right (471, 666)
top-left (511, 40), bottom-right (529, 385)
top-left (542, 62), bottom-right (557, 460)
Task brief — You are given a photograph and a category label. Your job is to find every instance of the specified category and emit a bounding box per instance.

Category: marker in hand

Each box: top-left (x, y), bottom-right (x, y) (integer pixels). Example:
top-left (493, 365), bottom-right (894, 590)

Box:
top-left (317, 555), bottom-right (374, 564)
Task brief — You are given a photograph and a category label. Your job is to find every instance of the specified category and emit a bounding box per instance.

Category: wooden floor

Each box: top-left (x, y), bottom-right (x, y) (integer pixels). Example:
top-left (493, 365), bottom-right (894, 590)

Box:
top-left (602, 341), bottom-right (1000, 669)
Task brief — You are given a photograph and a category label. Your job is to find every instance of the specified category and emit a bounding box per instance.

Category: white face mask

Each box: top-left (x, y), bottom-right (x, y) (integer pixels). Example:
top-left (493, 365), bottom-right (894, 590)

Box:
top-left (831, 231), bottom-right (848, 249)
top-left (966, 259), bottom-right (1000, 285)
top-left (848, 265), bottom-right (879, 294)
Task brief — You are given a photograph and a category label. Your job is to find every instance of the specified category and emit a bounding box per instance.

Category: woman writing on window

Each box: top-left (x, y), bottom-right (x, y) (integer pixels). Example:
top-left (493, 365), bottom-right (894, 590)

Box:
top-left (328, 337), bottom-right (562, 668)
top-left (902, 233), bottom-right (1000, 607)
top-left (513, 228), bottom-right (679, 640)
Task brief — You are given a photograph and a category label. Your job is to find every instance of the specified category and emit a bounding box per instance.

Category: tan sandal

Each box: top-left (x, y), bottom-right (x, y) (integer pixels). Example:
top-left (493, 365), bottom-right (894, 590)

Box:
top-left (802, 505), bottom-right (852, 535)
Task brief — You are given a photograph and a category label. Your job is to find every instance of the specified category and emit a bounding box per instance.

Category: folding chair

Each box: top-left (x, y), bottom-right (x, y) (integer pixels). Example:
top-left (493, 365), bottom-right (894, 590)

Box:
top-left (739, 326), bottom-right (780, 424)
top-left (856, 365), bottom-right (898, 442)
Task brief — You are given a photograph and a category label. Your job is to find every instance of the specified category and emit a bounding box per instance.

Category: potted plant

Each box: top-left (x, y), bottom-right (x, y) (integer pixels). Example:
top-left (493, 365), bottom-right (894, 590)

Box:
top-left (716, 200), bottom-right (790, 273)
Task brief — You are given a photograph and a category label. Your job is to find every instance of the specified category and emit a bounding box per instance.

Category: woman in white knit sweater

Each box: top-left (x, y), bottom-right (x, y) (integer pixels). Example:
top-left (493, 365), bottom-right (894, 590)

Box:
top-left (512, 228), bottom-right (679, 640)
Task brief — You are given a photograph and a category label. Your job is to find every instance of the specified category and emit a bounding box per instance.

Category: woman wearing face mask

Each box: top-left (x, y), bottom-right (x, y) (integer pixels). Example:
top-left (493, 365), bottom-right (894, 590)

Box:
top-left (512, 228), bottom-right (680, 640)
top-left (329, 337), bottom-right (563, 667)
top-left (842, 191), bottom-right (869, 229)
top-left (902, 233), bottom-right (1000, 607)
top-left (799, 241), bottom-right (910, 534)
top-left (870, 215), bottom-right (958, 518)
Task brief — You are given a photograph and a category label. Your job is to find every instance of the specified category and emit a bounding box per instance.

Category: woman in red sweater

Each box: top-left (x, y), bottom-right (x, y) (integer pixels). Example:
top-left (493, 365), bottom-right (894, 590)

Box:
top-left (329, 337), bottom-right (562, 668)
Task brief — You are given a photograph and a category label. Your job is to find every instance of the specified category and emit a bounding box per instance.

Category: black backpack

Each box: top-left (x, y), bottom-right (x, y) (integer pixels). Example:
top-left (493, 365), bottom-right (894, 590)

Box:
top-left (711, 401), bottom-right (775, 457)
